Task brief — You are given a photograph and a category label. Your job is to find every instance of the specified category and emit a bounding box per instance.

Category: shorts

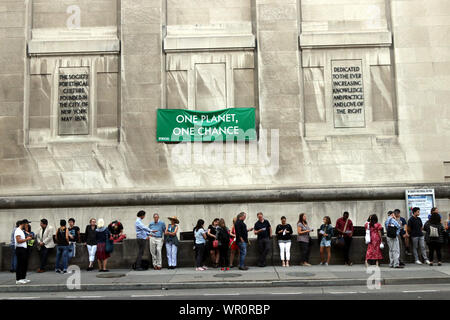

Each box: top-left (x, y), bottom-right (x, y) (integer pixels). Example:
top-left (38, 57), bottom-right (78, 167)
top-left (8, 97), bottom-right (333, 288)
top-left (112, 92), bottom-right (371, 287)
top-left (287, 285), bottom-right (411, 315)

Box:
top-left (320, 238), bottom-right (331, 247)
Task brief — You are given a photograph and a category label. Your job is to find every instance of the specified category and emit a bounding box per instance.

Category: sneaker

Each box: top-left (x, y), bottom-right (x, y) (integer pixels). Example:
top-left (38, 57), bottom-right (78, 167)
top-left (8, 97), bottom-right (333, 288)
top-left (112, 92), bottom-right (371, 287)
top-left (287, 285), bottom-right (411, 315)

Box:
top-left (202, 266), bottom-right (208, 270)
top-left (415, 260), bottom-right (422, 265)
top-left (221, 267), bottom-right (225, 271)
top-left (438, 262), bottom-right (442, 266)
top-left (425, 260), bottom-right (431, 265)
top-left (394, 265), bottom-right (404, 269)
top-left (324, 262), bottom-right (329, 266)
top-left (226, 267), bottom-right (230, 271)
top-left (196, 267), bottom-right (205, 271)
top-left (16, 280), bottom-right (26, 285)
top-left (303, 262), bottom-right (312, 267)
top-left (239, 266), bottom-right (249, 271)
top-left (62, 270), bottom-right (68, 274)
top-left (23, 279), bottom-right (31, 283)
top-left (430, 262), bottom-right (433, 266)
top-left (55, 269), bottom-right (61, 273)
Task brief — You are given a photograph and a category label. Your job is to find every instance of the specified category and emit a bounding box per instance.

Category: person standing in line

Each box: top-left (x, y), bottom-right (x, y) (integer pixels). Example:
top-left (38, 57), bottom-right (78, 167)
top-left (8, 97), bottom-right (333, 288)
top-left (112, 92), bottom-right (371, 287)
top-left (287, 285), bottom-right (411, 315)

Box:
top-left (135, 210), bottom-right (152, 271)
top-left (446, 213), bottom-right (450, 246)
top-left (54, 219), bottom-right (70, 274)
top-left (194, 219), bottom-right (208, 271)
top-left (319, 216), bottom-right (333, 266)
top-left (424, 212), bottom-right (445, 266)
top-left (297, 213), bottom-right (312, 266)
top-left (165, 216), bottom-right (179, 270)
top-left (385, 211), bottom-right (404, 268)
top-left (394, 209), bottom-right (409, 265)
top-left (335, 211), bottom-right (354, 266)
top-left (217, 218), bottom-right (231, 271)
top-left (408, 207), bottom-right (431, 265)
top-left (206, 218), bottom-right (220, 268)
top-left (235, 212), bottom-right (253, 271)
top-left (96, 218), bottom-right (112, 272)
top-left (254, 212), bottom-right (272, 267)
top-left (365, 214), bottom-right (383, 266)
top-left (149, 213), bottom-right (166, 270)
top-left (229, 217), bottom-right (239, 268)
top-left (10, 221), bottom-right (21, 273)
top-left (36, 219), bottom-right (55, 273)
top-left (276, 216), bottom-right (293, 267)
top-left (14, 220), bottom-right (33, 284)
top-left (23, 222), bottom-right (35, 260)
top-left (84, 218), bottom-right (98, 271)
top-left (68, 218), bottom-right (80, 261)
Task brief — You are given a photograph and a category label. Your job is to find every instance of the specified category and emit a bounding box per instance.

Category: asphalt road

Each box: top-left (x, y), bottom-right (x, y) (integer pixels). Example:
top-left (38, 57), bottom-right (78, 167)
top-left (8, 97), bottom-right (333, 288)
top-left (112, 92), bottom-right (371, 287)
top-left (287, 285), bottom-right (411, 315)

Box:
top-left (1, 284), bottom-right (449, 300)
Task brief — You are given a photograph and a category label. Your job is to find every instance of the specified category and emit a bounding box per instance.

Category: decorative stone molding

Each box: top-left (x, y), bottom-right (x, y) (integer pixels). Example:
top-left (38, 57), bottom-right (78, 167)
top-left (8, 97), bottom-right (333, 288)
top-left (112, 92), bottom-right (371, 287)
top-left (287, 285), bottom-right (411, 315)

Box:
top-left (28, 27), bottom-right (120, 56)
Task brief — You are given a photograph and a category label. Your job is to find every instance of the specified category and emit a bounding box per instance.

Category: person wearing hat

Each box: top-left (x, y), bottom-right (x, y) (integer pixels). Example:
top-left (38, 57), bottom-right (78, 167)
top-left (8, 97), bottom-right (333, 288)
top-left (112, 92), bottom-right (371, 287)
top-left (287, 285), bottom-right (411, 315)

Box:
top-left (54, 219), bottom-right (70, 273)
top-left (14, 219), bottom-right (33, 284)
top-left (165, 216), bottom-right (179, 269)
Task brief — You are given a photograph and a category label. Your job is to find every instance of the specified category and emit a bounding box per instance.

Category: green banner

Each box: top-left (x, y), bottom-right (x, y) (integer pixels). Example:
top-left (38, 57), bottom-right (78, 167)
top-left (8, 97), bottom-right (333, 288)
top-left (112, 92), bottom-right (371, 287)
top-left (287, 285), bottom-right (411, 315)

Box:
top-left (157, 108), bottom-right (256, 142)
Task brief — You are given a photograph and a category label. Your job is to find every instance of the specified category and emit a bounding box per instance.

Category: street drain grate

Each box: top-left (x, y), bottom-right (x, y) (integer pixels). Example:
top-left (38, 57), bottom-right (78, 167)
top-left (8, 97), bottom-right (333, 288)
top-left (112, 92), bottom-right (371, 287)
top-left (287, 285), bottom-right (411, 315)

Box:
top-left (214, 273), bottom-right (242, 278)
top-left (286, 272), bottom-right (315, 277)
top-left (96, 273), bottom-right (127, 278)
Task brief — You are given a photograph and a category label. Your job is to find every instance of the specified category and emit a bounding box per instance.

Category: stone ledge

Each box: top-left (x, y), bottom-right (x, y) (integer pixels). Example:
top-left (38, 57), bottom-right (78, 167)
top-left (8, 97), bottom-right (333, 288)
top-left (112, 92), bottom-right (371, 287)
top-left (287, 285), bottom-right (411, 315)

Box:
top-left (28, 27), bottom-right (120, 56)
top-left (28, 39), bottom-right (120, 56)
top-left (300, 31), bottom-right (392, 49)
top-left (164, 34), bottom-right (255, 53)
top-left (0, 183), bottom-right (449, 209)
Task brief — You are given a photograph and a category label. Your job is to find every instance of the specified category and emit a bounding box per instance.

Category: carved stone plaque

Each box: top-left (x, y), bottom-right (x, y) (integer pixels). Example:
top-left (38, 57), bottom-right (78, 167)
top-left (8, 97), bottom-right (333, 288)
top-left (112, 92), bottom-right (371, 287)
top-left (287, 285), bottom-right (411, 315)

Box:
top-left (332, 60), bottom-right (365, 128)
top-left (58, 67), bottom-right (90, 135)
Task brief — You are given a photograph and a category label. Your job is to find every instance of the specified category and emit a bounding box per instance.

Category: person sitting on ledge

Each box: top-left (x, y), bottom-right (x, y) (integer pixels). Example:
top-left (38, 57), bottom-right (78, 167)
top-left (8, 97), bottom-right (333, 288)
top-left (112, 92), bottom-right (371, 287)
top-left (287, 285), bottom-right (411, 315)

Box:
top-left (108, 220), bottom-right (126, 243)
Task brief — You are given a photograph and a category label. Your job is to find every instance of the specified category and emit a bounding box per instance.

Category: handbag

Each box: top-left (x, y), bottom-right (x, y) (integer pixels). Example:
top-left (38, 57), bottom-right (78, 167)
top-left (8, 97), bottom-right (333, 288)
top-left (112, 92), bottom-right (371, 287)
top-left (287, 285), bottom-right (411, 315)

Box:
top-left (335, 219), bottom-right (349, 248)
top-left (105, 233), bottom-right (114, 254)
top-left (213, 239), bottom-right (219, 248)
top-left (365, 222), bottom-right (371, 244)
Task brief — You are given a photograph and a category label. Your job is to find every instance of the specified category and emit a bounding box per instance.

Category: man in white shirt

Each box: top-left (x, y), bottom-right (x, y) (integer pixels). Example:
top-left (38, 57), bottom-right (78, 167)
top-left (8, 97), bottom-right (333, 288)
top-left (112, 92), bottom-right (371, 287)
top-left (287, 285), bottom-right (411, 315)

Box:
top-left (15, 219), bottom-right (33, 284)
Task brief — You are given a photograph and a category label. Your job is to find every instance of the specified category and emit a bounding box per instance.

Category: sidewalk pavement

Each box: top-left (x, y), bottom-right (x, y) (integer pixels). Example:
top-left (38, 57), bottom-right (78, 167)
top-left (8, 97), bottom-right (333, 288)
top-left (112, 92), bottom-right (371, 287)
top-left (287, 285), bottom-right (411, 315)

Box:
top-left (1, 264), bottom-right (450, 293)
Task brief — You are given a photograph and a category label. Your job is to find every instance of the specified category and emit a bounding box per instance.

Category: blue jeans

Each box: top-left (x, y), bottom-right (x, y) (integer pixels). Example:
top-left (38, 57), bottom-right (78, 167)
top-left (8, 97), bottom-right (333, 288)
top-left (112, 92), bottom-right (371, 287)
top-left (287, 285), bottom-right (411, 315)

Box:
top-left (238, 242), bottom-right (247, 267)
top-left (55, 245), bottom-right (70, 271)
top-left (10, 245), bottom-right (17, 271)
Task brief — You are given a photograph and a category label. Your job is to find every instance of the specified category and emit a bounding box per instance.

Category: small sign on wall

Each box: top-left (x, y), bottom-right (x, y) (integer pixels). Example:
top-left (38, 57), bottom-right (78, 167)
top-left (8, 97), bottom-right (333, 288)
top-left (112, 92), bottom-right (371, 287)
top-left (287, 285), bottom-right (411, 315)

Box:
top-left (405, 189), bottom-right (436, 224)
top-left (331, 59), bottom-right (365, 128)
top-left (58, 67), bottom-right (90, 135)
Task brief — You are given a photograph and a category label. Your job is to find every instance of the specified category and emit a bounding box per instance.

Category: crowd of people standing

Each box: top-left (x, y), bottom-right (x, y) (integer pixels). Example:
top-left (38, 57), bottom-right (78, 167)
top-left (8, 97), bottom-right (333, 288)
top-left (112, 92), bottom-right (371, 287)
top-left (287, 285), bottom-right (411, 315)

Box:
top-left (10, 208), bottom-right (450, 283)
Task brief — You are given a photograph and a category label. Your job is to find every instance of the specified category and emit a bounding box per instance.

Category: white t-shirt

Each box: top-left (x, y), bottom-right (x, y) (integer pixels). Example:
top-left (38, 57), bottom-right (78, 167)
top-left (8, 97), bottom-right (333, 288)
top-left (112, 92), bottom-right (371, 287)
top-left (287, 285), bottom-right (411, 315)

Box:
top-left (14, 228), bottom-right (27, 249)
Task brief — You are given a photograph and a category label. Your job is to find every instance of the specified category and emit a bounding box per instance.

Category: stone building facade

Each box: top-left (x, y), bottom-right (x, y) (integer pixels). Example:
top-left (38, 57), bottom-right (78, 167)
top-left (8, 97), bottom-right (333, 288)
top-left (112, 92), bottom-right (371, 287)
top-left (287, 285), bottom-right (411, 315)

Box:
top-left (0, 0), bottom-right (449, 242)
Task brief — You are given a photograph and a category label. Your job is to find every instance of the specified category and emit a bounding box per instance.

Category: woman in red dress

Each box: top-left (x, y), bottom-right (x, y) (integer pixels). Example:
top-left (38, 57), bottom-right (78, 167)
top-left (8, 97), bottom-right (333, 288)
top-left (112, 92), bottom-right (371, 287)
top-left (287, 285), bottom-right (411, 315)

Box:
top-left (365, 214), bottom-right (383, 266)
top-left (229, 217), bottom-right (239, 268)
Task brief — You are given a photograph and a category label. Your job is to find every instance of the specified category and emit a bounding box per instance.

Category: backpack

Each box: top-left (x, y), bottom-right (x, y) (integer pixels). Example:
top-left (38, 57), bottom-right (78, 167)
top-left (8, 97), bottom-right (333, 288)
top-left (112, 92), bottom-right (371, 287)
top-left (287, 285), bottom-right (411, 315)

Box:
top-left (429, 225), bottom-right (439, 238)
top-left (217, 227), bottom-right (230, 246)
top-left (387, 218), bottom-right (398, 239)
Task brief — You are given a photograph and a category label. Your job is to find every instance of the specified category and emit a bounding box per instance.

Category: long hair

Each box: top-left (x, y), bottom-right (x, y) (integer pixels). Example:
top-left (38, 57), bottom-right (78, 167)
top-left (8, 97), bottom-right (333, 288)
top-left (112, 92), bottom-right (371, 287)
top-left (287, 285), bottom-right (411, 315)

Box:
top-left (194, 219), bottom-right (204, 232)
top-left (369, 214), bottom-right (378, 227)
top-left (323, 216), bottom-right (332, 225)
top-left (298, 213), bottom-right (307, 225)
top-left (218, 218), bottom-right (226, 229)
top-left (429, 212), bottom-right (441, 225)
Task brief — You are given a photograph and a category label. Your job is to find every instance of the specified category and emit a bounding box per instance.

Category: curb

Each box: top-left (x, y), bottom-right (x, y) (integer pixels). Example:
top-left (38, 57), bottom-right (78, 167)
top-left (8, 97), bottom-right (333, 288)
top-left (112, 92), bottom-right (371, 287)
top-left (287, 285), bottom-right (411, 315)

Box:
top-left (1, 277), bottom-right (449, 293)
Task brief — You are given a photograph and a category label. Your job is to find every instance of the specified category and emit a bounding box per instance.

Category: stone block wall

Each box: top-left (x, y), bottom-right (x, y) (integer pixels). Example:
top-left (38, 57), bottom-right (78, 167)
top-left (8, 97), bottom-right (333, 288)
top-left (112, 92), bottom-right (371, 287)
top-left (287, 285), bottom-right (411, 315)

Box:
top-left (0, 1), bottom-right (449, 238)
